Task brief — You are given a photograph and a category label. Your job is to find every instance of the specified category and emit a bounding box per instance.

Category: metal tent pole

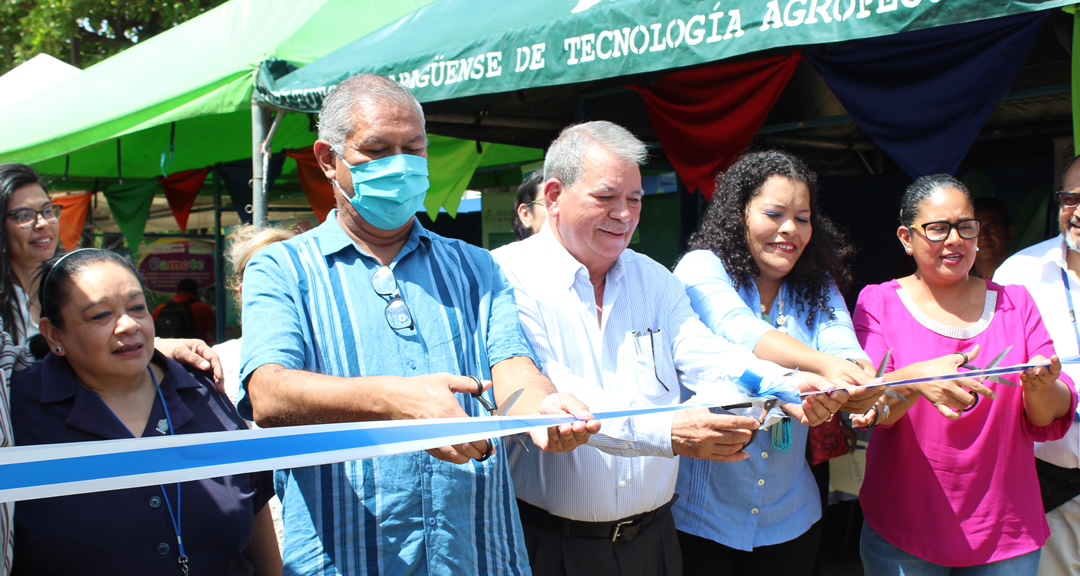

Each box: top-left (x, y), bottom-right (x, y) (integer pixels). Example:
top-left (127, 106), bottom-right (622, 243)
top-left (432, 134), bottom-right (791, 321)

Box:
top-left (213, 169), bottom-right (226, 344)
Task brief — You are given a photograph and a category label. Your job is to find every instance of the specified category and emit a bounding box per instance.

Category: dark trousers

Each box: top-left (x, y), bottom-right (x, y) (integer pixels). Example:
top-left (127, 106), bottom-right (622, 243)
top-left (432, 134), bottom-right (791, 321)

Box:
top-left (519, 501), bottom-right (683, 576)
top-left (678, 521), bottom-right (822, 576)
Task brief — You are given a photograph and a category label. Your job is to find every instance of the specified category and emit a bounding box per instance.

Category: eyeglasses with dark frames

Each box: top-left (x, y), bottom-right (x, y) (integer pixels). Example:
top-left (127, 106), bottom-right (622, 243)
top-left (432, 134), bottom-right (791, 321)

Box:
top-left (1057, 191), bottom-right (1080, 209)
top-left (908, 219), bottom-right (980, 243)
top-left (370, 265), bottom-right (415, 331)
top-left (5, 205), bottom-right (61, 228)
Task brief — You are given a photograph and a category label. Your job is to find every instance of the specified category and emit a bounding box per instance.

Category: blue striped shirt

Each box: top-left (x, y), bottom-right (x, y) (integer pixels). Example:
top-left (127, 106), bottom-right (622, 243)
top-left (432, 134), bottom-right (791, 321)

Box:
top-left (239, 212), bottom-right (532, 576)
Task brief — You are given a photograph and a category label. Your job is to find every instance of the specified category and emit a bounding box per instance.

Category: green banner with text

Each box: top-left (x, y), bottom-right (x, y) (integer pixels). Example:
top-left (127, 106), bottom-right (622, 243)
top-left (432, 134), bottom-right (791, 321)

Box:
top-left (256, 0), bottom-right (1075, 112)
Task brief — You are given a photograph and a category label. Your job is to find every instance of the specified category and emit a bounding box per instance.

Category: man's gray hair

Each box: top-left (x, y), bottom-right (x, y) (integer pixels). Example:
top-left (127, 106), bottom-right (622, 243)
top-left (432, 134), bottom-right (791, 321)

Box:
top-left (544, 121), bottom-right (648, 190)
top-left (317, 73), bottom-right (427, 155)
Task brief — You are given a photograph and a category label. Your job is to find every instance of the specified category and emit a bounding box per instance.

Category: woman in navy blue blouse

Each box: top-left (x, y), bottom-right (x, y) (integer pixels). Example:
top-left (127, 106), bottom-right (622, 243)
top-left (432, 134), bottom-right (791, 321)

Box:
top-left (10, 249), bottom-right (280, 576)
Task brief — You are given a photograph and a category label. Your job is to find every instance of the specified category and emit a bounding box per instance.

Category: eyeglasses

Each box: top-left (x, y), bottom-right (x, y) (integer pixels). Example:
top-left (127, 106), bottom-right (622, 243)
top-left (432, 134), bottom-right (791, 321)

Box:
top-left (370, 265), bottom-right (415, 331)
top-left (909, 219), bottom-right (980, 242)
top-left (1057, 191), bottom-right (1080, 209)
top-left (6, 205), bottom-right (61, 228)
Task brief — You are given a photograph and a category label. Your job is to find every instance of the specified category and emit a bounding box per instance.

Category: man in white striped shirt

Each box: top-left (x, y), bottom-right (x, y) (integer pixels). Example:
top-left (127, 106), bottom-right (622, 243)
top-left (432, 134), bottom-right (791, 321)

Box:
top-left (493, 121), bottom-right (845, 576)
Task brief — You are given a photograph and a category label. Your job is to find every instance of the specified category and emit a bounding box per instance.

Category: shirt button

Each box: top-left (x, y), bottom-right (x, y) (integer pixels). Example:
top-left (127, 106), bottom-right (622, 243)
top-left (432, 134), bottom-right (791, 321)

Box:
top-left (751, 508), bottom-right (760, 515)
top-left (757, 479), bottom-right (765, 486)
top-left (618, 480), bottom-right (627, 487)
top-left (424, 464), bottom-right (433, 473)
top-left (427, 517), bottom-right (436, 526)
top-left (148, 496), bottom-right (162, 508)
top-left (760, 452), bottom-right (769, 459)
top-left (157, 542), bottom-right (170, 555)
top-left (408, 360), bottom-right (417, 369)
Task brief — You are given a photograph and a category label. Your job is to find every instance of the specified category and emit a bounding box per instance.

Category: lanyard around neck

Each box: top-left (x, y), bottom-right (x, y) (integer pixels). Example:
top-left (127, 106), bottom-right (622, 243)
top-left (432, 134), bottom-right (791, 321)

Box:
top-left (149, 367), bottom-right (188, 576)
top-left (1060, 268), bottom-right (1080, 354)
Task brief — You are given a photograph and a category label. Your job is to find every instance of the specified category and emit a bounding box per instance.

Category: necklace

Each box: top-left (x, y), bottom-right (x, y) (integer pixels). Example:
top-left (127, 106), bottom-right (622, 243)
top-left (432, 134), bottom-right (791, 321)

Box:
top-left (760, 288), bottom-right (786, 327)
top-left (149, 367), bottom-right (189, 576)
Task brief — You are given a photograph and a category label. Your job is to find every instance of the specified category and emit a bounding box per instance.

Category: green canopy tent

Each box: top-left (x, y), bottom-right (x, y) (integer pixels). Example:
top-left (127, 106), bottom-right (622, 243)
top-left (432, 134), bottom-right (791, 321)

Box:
top-left (0, 0), bottom-right (542, 342)
top-left (256, 0), bottom-right (1073, 111)
top-left (0, 0), bottom-right (541, 225)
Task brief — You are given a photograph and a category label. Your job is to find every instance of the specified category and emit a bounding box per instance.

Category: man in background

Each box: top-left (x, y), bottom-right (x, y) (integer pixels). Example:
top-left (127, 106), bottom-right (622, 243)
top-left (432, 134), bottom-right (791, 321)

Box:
top-left (153, 277), bottom-right (216, 343)
top-left (994, 156), bottom-right (1080, 576)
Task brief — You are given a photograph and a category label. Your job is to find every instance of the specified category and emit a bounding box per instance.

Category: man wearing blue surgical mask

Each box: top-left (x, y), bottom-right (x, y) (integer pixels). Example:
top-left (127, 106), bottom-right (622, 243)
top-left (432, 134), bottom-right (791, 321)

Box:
top-left (238, 73), bottom-right (600, 576)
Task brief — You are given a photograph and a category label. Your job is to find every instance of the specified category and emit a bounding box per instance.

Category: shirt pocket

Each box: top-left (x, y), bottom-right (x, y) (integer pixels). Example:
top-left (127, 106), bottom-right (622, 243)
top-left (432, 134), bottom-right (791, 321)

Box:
top-left (627, 329), bottom-right (680, 404)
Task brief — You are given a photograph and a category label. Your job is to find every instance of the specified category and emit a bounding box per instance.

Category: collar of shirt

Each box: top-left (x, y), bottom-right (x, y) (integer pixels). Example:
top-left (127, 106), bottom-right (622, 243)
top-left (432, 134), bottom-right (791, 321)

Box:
top-left (38, 351), bottom-right (198, 438)
top-left (531, 224), bottom-right (627, 292)
top-left (315, 209), bottom-right (431, 264)
top-left (1052, 235), bottom-right (1069, 272)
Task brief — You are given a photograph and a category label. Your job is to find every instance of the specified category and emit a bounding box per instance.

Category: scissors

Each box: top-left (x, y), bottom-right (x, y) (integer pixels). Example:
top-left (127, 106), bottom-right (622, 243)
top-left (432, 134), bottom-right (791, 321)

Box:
top-left (469, 377), bottom-right (529, 460)
top-left (799, 349), bottom-right (909, 402)
top-left (959, 345), bottom-right (1013, 412)
top-left (720, 397), bottom-right (782, 451)
top-left (874, 349), bottom-right (908, 402)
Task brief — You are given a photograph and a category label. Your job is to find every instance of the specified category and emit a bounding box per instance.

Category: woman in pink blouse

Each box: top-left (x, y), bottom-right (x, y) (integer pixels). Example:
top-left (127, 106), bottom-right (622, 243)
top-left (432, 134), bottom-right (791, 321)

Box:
top-left (853, 174), bottom-right (1076, 574)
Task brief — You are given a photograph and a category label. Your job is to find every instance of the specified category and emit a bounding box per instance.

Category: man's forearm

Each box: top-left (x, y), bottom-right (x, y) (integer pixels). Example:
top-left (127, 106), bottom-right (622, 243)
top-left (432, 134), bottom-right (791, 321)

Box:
top-left (248, 364), bottom-right (402, 427)
top-left (491, 355), bottom-right (557, 415)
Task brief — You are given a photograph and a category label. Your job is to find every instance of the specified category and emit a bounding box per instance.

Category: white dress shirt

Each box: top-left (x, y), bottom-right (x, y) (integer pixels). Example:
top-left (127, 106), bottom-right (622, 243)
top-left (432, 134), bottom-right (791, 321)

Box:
top-left (493, 227), bottom-right (787, 521)
top-left (994, 236), bottom-right (1080, 469)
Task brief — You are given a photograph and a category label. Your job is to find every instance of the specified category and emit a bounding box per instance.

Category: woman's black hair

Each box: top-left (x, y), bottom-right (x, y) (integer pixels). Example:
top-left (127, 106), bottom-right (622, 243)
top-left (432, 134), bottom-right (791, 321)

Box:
top-left (0, 163), bottom-right (61, 343)
top-left (899, 174), bottom-right (972, 226)
top-left (37, 249), bottom-right (143, 331)
top-left (686, 150), bottom-right (854, 328)
top-left (512, 171), bottom-right (545, 241)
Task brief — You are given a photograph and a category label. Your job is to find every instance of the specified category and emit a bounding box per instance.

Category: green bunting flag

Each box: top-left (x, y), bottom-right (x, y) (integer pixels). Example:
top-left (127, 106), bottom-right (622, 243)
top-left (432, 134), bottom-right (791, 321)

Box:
top-left (102, 179), bottom-right (159, 250)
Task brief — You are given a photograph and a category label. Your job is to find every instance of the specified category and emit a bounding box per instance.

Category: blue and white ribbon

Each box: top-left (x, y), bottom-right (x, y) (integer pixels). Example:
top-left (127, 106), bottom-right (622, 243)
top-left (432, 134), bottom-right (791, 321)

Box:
top-left (800, 355), bottom-right (1080, 397)
top-left (0, 404), bottom-right (703, 503)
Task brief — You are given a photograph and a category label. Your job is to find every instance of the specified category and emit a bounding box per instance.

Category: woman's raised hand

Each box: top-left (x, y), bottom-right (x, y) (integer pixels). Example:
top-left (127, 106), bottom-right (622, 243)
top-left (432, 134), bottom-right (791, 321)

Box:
top-left (1019, 355), bottom-right (1060, 393)
top-left (910, 345), bottom-right (997, 420)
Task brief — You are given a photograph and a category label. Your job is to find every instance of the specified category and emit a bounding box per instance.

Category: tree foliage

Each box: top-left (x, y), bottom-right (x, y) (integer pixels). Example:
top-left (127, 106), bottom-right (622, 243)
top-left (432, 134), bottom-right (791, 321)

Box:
top-left (0, 0), bottom-right (228, 75)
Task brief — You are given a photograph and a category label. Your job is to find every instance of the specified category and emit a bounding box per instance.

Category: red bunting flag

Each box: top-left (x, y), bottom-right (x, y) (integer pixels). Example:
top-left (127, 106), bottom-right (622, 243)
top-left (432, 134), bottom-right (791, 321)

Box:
top-left (631, 52), bottom-right (802, 200)
top-left (160, 168), bottom-right (209, 232)
top-left (286, 148), bottom-right (335, 223)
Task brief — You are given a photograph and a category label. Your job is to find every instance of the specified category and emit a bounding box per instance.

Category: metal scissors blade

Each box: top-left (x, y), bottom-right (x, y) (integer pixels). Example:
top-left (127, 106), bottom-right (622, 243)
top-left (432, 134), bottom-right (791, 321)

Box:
top-left (965, 346), bottom-right (1012, 372)
top-left (495, 389), bottom-right (524, 416)
top-left (980, 346), bottom-right (1016, 387)
top-left (876, 349), bottom-right (892, 379)
top-left (872, 349), bottom-right (907, 402)
top-left (494, 388), bottom-right (530, 452)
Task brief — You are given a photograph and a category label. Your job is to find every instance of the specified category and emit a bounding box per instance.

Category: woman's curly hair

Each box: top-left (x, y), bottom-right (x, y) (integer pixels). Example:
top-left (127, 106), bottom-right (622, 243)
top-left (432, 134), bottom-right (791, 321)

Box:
top-left (686, 150), bottom-right (855, 328)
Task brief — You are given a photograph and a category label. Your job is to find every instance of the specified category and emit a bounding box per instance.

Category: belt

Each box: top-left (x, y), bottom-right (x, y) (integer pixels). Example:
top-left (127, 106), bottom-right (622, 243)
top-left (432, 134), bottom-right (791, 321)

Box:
top-left (516, 497), bottom-right (676, 543)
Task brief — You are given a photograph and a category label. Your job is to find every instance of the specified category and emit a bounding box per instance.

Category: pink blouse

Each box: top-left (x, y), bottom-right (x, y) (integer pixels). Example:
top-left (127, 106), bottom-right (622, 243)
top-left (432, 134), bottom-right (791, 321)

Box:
top-left (854, 279), bottom-right (1076, 567)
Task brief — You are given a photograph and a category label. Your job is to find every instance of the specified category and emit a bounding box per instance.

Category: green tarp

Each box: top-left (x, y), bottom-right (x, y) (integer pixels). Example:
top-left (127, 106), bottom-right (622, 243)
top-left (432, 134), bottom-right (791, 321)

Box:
top-left (0, 0), bottom-right (542, 225)
top-left (0, 0), bottom-right (439, 171)
top-left (256, 0), bottom-right (1075, 111)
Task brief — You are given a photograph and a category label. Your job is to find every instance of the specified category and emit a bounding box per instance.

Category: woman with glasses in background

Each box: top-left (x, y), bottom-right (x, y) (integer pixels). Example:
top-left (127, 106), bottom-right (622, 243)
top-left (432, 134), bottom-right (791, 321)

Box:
top-left (0, 163), bottom-right (62, 347)
top-left (671, 150), bottom-right (879, 575)
top-left (853, 174), bottom-right (1076, 574)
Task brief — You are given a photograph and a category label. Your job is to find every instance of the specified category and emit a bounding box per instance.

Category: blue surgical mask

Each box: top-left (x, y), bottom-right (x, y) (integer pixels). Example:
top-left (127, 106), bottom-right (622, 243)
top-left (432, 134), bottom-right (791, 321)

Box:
top-left (336, 153), bottom-right (430, 230)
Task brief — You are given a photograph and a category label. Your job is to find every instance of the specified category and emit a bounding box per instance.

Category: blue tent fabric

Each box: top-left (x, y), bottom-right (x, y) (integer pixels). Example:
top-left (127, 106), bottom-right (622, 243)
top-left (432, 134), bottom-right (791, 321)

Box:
top-left (215, 155), bottom-right (285, 224)
top-left (807, 12), bottom-right (1049, 180)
